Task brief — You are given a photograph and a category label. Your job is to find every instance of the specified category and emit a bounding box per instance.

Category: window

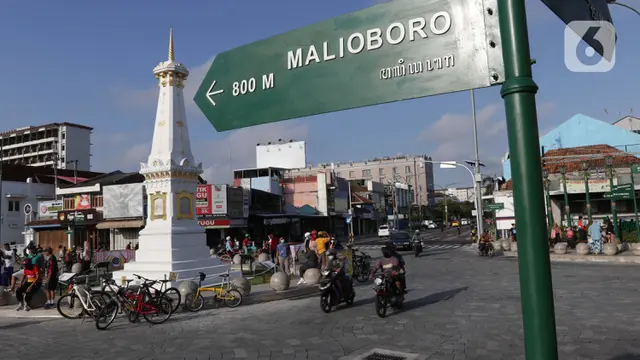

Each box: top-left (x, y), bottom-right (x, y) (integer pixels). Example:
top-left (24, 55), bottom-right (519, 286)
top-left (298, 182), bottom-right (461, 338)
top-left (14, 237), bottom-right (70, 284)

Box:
top-left (8, 200), bottom-right (20, 212)
top-left (61, 132), bottom-right (66, 140)
top-left (392, 167), bottom-right (398, 174)
top-left (378, 168), bottom-right (385, 175)
top-left (61, 144), bottom-right (65, 151)
top-left (349, 171), bottom-right (355, 178)
top-left (362, 169), bottom-right (371, 177)
top-left (405, 166), bottom-right (411, 173)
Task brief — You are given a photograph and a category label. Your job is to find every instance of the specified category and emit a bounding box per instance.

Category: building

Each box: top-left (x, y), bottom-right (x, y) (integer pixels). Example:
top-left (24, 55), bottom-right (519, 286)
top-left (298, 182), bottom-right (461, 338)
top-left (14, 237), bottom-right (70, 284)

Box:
top-left (113, 29), bottom-right (232, 285)
top-left (290, 155), bottom-right (435, 207)
top-left (196, 184), bottom-right (249, 248)
top-left (445, 187), bottom-right (476, 203)
top-left (0, 122), bottom-right (92, 171)
top-left (502, 114), bottom-right (640, 180)
top-left (612, 115), bottom-right (640, 134)
top-left (232, 167), bottom-right (286, 196)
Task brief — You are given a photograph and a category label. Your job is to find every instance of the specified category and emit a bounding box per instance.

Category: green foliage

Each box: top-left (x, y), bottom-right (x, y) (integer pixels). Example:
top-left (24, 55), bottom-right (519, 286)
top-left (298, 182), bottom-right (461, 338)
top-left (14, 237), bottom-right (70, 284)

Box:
top-left (622, 229), bottom-right (639, 243)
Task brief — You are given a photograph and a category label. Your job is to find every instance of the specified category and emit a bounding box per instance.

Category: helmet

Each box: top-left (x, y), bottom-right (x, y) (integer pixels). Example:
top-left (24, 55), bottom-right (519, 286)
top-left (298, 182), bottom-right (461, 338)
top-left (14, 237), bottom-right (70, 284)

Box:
top-left (381, 246), bottom-right (392, 258)
top-left (226, 236), bottom-right (231, 241)
top-left (304, 232), bottom-right (311, 238)
top-left (415, 230), bottom-right (420, 234)
top-left (385, 241), bottom-right (396, 251)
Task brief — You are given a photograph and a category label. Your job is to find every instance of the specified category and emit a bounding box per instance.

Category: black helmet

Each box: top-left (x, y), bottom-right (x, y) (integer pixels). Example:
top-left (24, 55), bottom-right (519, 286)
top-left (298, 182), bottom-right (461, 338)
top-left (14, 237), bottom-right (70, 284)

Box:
top-left (385, 241), bottom-right (396, 251)
top-left (381, 246), bottom-right (392, 258)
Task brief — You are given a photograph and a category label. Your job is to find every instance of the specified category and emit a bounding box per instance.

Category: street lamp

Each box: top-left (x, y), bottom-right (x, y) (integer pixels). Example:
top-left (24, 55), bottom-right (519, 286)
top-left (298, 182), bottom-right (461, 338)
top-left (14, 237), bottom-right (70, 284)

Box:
top-left (605, 156), bottom-right (620, 240)
top-left (582, 160), bottom-right (592, 223)
top-left (542, 168), bottom-right (553, 233)
top-left (560, 165), bottom-right (571, 227)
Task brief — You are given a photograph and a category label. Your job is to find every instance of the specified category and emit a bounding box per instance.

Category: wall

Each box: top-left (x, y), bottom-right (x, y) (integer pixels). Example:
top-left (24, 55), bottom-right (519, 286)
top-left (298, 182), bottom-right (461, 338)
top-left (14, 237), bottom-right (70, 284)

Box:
top-left (62, 125), bottom-right (92, 171)
top-left (492, 191), bottom-right (515, 230)
top-left (283, 178), bottom-right (319, 209)
top-left (251, 176), bottom-right (282, 196)
top-left (2, 180), bottom-right (55, 244)
top-left (256, 141), bottom-right (307, 169)
top-left (103, 183), bottom-right (144, 218)
top-left (333, 177), bottom-right (349, 215)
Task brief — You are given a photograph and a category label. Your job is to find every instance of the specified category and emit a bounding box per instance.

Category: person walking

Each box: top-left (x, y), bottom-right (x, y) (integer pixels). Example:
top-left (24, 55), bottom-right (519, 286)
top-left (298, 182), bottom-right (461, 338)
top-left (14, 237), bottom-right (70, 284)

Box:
top-left (1, 243), bottom-right (16, 287)
top-left (43, 247), bottom-right (59, 309)
top-left (276, 238), bottom-right (291, 275)
top-left (589, 220), bottom-right (603, 254)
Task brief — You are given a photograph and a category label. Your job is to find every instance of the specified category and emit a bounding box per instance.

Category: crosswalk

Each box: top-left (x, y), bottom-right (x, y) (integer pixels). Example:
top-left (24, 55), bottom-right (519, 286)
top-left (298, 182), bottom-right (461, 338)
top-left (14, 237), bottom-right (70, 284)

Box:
top-left (357, 243), bottom-right (470, 250)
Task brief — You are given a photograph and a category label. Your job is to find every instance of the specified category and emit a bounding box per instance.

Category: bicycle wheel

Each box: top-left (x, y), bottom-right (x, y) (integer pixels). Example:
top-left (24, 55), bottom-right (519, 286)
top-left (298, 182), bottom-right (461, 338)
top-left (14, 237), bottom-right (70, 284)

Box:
top-left (95, 300), bottom-right (118, 330)
top-left (219, 254), bottom-right (232, 263)
top-left (184, 292), bottom-right (205, 312)
top-left (89, 290), bottom-right (113, 318)
top-left (57, 294), bottom-right (84, 319)
top-left (223, 289), bottom-right (242, 308)
top-left (143, 296), bottom-right (172, 324)
top-left (162, 287), bottom-right (181, 313)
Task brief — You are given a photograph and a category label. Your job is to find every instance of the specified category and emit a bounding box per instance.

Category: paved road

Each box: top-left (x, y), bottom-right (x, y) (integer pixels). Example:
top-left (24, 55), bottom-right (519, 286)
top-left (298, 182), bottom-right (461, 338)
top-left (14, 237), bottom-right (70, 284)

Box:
top-left (357, 227), bottom-right (473, 247)
top-left (2, 248), bottom-right (639, 359)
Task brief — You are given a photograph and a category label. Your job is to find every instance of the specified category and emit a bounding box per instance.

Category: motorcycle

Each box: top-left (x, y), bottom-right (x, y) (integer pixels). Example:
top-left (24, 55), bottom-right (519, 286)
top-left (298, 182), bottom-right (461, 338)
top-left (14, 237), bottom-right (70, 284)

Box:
top-left (412, 239), bottom-right (422, 257)
top-left (477, 242), bottom-right (495, 257)
top-left (319, 269), bottom-right (355, 313)
top-left (373, 270), bottom-right (404, 318)
top-left (350, 248), bottom-right (372, 283)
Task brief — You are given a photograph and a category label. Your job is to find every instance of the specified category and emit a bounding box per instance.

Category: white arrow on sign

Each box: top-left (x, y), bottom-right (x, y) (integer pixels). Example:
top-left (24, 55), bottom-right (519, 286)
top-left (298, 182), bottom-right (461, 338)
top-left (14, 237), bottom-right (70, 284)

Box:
top-left (206, 81), bottom-right (224, 106)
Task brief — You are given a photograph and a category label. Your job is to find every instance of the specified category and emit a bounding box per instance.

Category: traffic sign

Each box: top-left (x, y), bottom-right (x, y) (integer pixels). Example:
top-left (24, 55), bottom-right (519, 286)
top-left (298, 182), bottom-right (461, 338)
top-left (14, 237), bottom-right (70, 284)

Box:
top-left (540, 0), bottom-right (614, 58)
top-left (194, 0), bottom-right (505, 131)
top-left (604, 190), bottom-right (634, 200)
top-left (485, 203), bottom-right (505, 211)
top-left (613, 183), bottom-right (633, 192)
top-left (632, 164), bottom-right (640, 174)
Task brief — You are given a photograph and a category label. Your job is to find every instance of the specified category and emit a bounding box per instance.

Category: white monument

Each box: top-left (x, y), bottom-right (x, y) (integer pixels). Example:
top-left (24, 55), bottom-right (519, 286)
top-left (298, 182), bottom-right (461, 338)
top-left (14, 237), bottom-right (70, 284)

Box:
top-left (114, 29), bottom-right (235, 285)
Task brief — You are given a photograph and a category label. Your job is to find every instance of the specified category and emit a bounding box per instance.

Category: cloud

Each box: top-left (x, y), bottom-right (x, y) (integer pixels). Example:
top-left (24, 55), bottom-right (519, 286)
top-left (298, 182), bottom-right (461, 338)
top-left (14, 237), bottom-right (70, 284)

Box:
top-left (417, 101), bottom-right (556, 185)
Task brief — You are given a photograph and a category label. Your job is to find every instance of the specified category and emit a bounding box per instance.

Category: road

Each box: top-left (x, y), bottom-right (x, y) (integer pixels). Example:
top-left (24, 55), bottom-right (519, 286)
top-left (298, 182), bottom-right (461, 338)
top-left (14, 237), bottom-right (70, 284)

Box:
top-left (356, 227), bottom-right (473, 249)
top-left (2, 247), bottom-right (639, 359)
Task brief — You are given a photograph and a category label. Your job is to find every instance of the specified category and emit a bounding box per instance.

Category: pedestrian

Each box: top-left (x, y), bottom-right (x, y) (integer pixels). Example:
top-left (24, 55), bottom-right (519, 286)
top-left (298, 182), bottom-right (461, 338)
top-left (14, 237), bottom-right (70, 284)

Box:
top-left (43, 247), bottom-right (59, 309)
top-left (276, 238), bottom-right (291, 275)
top-left (1, 243), bottom-right (16, 287)
top-left (589, 220), bottom-right (603, 254)
top-left (606, 218), bottom-right (616, 244)
top-left (269, 234), bottom-right (278, 262)
top-left (15, 260), bottom-right (41, 311)
top-left (566, 227), bottom-right (576, 249)
top-left (297, 246), bottom-right (319, 285)
top-left (509, 223), bottom-right (517, 242)
top-left (126, 242), bottom-right (132, 250)
top-left (82, 239), bottom-right (92, 272)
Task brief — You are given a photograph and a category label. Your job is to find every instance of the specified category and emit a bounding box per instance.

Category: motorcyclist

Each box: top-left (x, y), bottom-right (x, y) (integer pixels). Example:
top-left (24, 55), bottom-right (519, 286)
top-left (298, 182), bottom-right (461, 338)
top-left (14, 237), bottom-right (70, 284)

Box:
top-left (479, 230), bottom-right (493, 256)
top-left (385, 241), bottom-right (407, 293)
top-left (412, 230), bottom-right (422, 250)
top-left (471, 228), bottom-right (478, 243)
top-left (369, 246), bottom-right (403, 295)
top-left (326, 248), bottom-right (351, 300)
top-left (329, 237), bottom-right (344, 251)
top-left (225, 236), bottom-right (233, 255)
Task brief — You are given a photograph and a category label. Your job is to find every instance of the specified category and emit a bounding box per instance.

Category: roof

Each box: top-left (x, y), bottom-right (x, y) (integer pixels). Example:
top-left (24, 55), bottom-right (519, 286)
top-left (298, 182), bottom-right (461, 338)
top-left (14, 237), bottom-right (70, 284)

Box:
top-left (351, 193), bottom-right (373, 204)
top-left (0, 163), bottom-right (104, 184)
top-left (60, 170), bottom-right (144, 188)
top-left (501, 144), bottom-right (640, 191)
top-left (0, 122), bottom-right (93, 136)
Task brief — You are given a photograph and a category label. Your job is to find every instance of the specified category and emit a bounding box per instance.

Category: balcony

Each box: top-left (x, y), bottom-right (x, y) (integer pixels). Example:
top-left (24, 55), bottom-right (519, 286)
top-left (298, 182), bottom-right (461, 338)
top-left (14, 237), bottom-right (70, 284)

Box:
top-left (63, 195), bottom-right (103, 210)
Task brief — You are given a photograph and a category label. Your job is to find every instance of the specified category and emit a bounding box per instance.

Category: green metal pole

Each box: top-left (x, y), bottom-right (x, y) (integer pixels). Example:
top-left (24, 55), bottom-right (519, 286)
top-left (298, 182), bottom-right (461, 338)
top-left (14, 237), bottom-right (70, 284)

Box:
top-left (608, 167), bottom-right (620, 240)
top-left (544, 180), bottom-right (553, 232)
top-left (561, 174), bottom-right (571, 227)
top-left (630, 166), bottom-right (639, 241)
top-left (583, 172), bottom-right (591, 222)
top-left (497, 0), bottom-right (558, 358)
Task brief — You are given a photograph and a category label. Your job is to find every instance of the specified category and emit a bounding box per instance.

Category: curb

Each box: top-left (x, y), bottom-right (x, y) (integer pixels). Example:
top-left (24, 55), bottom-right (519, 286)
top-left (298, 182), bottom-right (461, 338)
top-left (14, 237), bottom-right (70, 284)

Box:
top-left (243, 286), bottom-right (319, 305)
top-left (503, 251), bottom-right (640, 264)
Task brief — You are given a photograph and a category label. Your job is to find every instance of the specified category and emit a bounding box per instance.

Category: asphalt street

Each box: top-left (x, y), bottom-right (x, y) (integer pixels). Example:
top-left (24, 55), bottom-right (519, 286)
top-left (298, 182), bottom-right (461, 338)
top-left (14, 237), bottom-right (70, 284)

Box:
top-left (2, 245), bottom-right (639, 359)
top-left (356, 227), bottom-right (473, 247)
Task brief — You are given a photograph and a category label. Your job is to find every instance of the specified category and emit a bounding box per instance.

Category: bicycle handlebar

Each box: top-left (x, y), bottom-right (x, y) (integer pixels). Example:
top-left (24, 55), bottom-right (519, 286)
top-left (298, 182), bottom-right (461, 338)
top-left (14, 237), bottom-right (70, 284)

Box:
top-left (133, 274), bottom-right (158, 286)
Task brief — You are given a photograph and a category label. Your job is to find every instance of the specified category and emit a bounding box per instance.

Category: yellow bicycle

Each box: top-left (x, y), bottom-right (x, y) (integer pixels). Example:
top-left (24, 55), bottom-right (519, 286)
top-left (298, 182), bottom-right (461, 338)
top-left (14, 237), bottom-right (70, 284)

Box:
top-left (183, 271), bottom-right (242, 311)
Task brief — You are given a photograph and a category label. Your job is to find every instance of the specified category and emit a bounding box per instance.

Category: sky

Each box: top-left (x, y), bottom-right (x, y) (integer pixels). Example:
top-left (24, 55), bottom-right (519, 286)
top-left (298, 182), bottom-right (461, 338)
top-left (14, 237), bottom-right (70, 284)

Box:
top-left (1, 0), bottom-right (639, 189)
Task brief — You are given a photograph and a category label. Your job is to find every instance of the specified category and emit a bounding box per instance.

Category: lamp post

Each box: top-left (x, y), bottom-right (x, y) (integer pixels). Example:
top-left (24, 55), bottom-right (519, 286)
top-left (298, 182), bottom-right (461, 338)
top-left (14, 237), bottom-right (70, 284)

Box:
top-left (542, 169), bottom-right (553, 233)
top-left (605, 156), bottom-right (620, 240)
top-left (560, 165), bottom-right (571, 227)
top-left (582, 161), bottom-right (592, 223)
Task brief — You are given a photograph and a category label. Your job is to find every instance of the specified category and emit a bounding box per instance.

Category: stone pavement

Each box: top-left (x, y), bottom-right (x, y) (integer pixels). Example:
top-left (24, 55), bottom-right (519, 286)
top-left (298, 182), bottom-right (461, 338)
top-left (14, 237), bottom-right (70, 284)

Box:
top-left (2, 248), bottom-right (640, 359)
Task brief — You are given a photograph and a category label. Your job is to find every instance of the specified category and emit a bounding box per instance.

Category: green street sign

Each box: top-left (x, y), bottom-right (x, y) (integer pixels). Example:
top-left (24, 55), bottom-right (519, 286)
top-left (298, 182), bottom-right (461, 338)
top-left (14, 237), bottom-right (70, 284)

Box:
top-left (194, 0), bottom-right (505, 131)
top-left (632, 165), bottom-right (640, 174)
top-left (613, 183), bottom-right (633, 192)
top-left (604, 191), bottom-right (633, 200)
top-left (485, 203), bottom-right (505, 211)
top-left (540, 0), bottom-right (614, 58)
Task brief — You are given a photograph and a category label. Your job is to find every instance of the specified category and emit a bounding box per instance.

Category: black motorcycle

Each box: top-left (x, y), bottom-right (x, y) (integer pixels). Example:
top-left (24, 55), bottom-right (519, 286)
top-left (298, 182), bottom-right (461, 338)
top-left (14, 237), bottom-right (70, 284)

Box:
top-left (373, 270), bottom-right (404, 318)
top-left (412, 239), bottom-right (423, 257)
top-left (319, 269), bottom-right (355, 313)
top-left (478, 242), bottom-right (495, 257)
top-left (350, 248), bottom-right (372, 283)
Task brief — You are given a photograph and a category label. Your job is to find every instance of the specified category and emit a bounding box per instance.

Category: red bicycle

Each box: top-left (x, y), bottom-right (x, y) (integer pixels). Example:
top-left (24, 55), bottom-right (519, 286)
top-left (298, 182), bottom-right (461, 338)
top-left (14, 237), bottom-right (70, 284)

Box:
top-left (127, 274), bottom-right (173, 324)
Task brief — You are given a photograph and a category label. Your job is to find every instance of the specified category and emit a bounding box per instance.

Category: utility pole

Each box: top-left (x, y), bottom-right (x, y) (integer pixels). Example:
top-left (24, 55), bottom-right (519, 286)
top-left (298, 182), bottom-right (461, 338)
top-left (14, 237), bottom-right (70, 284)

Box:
top-left (471, 89), bottom-right (484, 238)
top-left (67, 160), bottom-right (78, 184)
top-left (348, 179), bottom-right (354, 240)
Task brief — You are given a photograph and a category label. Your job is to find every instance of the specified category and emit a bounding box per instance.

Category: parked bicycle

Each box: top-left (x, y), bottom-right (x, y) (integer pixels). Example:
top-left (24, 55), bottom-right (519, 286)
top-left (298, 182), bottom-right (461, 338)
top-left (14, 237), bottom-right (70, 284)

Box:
top-left (183, 270), bottom-right (242, 311)
top-left (102, 273), bottom-right (181, 314)
top-left (57, 273), bottom-right (113, 321)
top-left (125, 274), bottom-right (174, 324)
top-left (95, 277), bottom-right (138, 330)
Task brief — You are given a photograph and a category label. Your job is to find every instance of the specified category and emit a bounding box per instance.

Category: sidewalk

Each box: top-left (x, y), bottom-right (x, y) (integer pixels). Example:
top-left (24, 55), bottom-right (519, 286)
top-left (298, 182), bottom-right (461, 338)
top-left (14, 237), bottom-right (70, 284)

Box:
top-left (503, 250), bottom-right (640, 264)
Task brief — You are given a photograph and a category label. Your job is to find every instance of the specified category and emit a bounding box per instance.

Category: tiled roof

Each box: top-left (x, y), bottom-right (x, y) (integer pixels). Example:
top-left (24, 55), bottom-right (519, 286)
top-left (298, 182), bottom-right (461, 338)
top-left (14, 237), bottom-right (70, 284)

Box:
top-left (351, 193), bottom-right (372, 204)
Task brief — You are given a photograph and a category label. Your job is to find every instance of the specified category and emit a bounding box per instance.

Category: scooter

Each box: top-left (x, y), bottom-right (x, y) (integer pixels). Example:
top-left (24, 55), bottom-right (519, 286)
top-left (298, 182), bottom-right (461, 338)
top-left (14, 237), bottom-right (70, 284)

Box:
top-left (319, 269), bottom-right (355, 313)
top-left (412, 239), bottom-right (423, 257)
top-left (372, 270), bottom-right (404, 318)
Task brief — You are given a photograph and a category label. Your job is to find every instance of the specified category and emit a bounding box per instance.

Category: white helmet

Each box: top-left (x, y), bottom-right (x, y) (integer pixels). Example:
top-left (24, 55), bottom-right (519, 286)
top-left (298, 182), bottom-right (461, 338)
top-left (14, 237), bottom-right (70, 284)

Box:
top-left (226, 236), bottom-right (231, 241)
top-left (304, 232), bottom-right (311, 238)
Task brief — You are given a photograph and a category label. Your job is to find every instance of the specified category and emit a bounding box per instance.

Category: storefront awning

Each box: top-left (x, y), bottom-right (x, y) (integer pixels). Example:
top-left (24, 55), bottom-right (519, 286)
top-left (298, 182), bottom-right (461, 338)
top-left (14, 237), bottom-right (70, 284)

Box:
top-left (28, 224), bottom-right (63, 229)
top-left (96, 220), bottom-right (145, 229)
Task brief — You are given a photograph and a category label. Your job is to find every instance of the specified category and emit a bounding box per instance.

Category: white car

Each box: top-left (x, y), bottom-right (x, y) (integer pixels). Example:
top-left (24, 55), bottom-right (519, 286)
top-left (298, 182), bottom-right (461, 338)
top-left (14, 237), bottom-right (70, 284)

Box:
top-left (427, 223), bottom-right (438, 229)
top-left (461, 219), bottom-right (470, 225)
top-left (378, 225), bottom-right (390, 237)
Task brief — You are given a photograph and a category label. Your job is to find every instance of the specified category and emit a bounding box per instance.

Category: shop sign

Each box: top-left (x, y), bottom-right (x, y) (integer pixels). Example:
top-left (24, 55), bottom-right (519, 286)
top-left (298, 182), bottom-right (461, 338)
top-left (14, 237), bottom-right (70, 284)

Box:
top-left (264, 218), bottom-right (290, 226)
top-left (74, 194), bottom-right (92, 210)
top-left (58, 210), bottom-right (97, 224)
top-left (198, 219), bottom-right (230, 227)
top-left (38, 200), bottom-right (63, 219)
top-left (212, 184), bottom-right (228, 215)
top-left (196, 184), bottom-right (213, 215)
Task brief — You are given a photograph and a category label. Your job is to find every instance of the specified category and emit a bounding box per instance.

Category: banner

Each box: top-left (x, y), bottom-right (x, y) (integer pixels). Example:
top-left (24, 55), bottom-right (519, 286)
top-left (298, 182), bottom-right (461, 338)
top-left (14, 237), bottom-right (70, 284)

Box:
top-left (212, 184), bottom-right (228, 215)
top-left (38, 200), bottom-right (63, 219)
top-left (564, 179), bottom-right (612, 193)
top-left (74, 194), bottom-right (91, 209)
top-left (196, 184), bottom-right (212, 215)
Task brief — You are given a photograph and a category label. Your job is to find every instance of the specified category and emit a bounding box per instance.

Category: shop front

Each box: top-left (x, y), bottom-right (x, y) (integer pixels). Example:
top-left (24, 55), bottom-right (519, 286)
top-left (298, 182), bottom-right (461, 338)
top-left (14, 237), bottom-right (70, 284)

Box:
top-left (58, 209), bottom-right (105, 250)
top-left (96, 218), bottom-right (145, 250)
top-left (198, 218), bottom-right (248, 249)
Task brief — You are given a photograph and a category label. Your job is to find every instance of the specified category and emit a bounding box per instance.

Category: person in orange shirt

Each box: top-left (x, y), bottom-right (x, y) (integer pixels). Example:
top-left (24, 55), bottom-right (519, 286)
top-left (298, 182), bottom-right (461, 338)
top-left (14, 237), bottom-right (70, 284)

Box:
top-left (315, 231), bottom-right (331, 268)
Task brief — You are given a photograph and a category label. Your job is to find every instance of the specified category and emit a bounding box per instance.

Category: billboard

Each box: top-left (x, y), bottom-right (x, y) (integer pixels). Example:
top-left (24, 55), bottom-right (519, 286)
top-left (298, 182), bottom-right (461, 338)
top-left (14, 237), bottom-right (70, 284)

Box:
top-left (74, 194), bottom-right (92, 210)
top-left (256, 140), bottom-right (307, 169)
top-left (103, 184), bottom-right (144, 219)
top-left (38, 200), bottom-right (63, 219)
top-left (212, 185), bottom-right (228, 215)
top-left (227, 187), bottom-right (244, 218)
top-left (196, 184), bottom-right (212, 215)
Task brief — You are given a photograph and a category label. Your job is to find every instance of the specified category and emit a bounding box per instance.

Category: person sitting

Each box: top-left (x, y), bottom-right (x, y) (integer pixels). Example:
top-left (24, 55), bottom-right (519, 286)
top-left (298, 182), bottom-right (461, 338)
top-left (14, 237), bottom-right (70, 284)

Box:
top-left (385, 241), bottom-right (407, 293)
top-left (15, 260), bottom-right (41, 311)
top-left (325, 249), bottom-right (351, 300)
top-left (297, 246), bottom-right (319, 285)
top-left (369, 246), bottom-right (403, 295)
top-left (479, 230), bottom-right (493, 256)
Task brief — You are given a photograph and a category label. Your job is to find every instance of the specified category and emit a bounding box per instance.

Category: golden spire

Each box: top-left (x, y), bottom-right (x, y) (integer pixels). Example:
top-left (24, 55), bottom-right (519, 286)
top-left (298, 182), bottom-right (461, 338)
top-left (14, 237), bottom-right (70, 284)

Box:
top-left (168, 27), bottom-right (174, 61)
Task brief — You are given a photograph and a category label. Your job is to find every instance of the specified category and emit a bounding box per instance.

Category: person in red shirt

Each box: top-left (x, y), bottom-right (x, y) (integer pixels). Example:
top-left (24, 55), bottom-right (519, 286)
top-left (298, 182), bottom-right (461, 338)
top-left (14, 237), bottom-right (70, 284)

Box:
top-left (242, 235), bottom-right (250, 250)
top-left (43, 247), bottom-right (59, 309)
top-left (15, 260), bottom-right (41, 311)
top-left (269, 234), bottom-right (278, 262)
